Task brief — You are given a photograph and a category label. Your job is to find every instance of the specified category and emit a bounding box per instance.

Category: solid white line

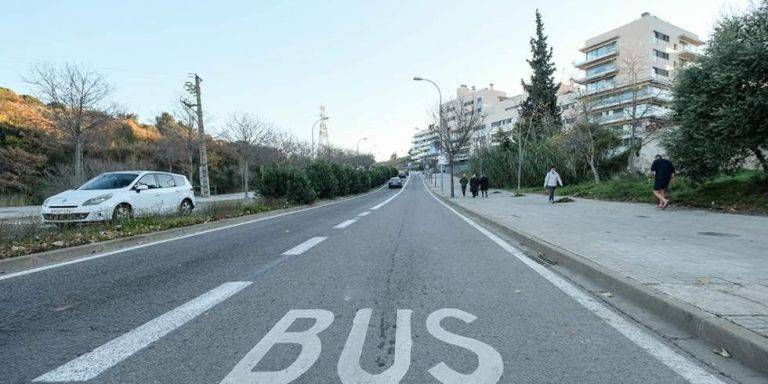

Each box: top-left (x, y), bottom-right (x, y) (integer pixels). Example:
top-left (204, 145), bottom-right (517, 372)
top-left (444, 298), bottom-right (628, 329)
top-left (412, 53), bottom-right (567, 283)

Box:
top-left (333, 219), bottom-right (357, 229)
top-left (282, 237), bottom-right (327, 255)
top-left (0, 185), bottom-right (388, 282)
top-left (357, 211), bottom-right (371, 217)
top-left (421, 176), bottom-right (725, 384)
top-left (34, 281), bottom-right (252, 382)
top-left (370, 177), bottom-right (410, 210)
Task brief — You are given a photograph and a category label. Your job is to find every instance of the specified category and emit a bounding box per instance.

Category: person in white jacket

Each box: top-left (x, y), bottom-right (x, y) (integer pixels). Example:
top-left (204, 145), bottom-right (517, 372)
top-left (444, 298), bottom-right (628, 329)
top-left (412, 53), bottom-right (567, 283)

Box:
top-left (544, 165), bottom-right (563, 203)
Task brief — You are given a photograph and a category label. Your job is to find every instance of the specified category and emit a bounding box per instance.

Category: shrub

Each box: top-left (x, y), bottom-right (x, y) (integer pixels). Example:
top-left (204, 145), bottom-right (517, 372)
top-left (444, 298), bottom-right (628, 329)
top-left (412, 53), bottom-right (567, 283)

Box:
top-left (305, 160), bottom-right (339, 199)
top-left (259, 163), bottom-right (316, 204)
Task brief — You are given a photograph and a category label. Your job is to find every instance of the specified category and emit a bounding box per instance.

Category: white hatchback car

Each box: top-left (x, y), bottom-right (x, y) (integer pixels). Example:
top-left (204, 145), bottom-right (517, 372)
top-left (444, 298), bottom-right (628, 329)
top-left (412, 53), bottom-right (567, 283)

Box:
top-left (41, 171), bottom-right (196, 224)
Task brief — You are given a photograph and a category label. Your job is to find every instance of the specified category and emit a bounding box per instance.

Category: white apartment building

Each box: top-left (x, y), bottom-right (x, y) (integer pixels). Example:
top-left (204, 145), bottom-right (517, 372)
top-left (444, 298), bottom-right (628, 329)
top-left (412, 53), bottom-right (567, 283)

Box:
top-left (410, 83), bottom-right (578, 166)
top-left (574, 12), bottom-right (703, 168)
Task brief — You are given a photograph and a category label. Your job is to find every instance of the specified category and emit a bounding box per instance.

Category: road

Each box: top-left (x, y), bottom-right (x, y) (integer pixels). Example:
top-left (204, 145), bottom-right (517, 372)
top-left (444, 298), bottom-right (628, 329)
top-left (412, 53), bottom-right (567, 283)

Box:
top-left (0, 174), bottom-right (731, 384)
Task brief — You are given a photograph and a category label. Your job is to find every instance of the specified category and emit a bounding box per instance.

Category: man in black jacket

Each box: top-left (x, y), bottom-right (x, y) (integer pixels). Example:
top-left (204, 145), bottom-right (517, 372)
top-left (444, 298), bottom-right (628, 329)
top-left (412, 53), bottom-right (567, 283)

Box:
top-left (479, 175), bottom-right (489, 198)
top-left (469, 174), bottom-right (479, 198)
top-left (650, 154), bottom-right (675, 210)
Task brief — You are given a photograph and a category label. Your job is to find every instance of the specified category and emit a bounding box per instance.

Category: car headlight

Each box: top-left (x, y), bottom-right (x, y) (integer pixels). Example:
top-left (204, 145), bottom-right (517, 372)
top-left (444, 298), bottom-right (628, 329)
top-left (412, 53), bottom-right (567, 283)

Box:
top-left (43, 198), bottom-right (51, 207)
top-left (83, 194), bottom-right (113, 206)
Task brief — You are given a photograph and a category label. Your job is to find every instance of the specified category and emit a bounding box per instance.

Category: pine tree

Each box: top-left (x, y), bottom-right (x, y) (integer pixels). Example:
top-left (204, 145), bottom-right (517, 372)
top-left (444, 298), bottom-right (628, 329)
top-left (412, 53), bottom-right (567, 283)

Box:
top-left (520, 9), bottom-right (561, 137)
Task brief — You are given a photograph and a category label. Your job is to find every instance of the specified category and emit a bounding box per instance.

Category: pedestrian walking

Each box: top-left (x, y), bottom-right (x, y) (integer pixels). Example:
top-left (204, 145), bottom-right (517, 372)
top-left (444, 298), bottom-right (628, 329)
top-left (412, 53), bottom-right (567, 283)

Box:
top-left (459, 174), bottom-right (468, 197)
top-left (469, 173), bottom-right (480, 198)
top-left (650, 154), bottom-right (676, 210)
top-left (543, 165), bottom-right (563, 203)
top-left (480, 174), bottom-right (489, 198)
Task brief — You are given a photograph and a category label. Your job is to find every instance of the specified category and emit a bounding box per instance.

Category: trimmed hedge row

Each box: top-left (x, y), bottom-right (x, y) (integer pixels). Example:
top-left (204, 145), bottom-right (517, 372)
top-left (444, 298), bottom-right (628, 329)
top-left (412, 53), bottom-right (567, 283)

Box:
top-left (259, 161), bottom-right (397, 204)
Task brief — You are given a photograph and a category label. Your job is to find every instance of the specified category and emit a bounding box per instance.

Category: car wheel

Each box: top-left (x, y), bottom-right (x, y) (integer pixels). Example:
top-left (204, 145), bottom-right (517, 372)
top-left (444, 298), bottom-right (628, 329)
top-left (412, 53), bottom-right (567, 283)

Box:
top-left (179, 199), bottom-right (193, 215)
top-left (112, 204), bottom-right (133, 223)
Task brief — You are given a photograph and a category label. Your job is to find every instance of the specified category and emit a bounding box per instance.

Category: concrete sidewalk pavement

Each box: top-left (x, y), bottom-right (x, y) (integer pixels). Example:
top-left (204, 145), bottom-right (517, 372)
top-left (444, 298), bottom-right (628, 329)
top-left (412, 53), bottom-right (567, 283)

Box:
top-left (431, 172), bottom-right (768, 370)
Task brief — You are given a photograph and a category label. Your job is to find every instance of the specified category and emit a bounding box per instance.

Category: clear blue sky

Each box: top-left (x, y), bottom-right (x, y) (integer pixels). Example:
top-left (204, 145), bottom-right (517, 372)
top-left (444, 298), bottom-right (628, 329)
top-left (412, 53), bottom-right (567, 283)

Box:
top-left (0, 0), bottom-right (746, 161)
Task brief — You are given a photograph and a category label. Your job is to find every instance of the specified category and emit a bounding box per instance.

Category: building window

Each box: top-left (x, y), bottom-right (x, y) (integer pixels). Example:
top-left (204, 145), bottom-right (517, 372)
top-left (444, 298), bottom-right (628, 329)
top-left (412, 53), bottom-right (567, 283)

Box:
top-left (585, 41), bottom-right (617, 61)
top-left (477, 97), bottom-right (482, 103)
top-left (653, 30), bottom-right (670, 42)
top-left (463, 101), bottom-right (473, 107)
top-left (586, 77), bottom-right (615, 93)
top-left (653, 67), bottom-right (669, 77)
top-left (586, 60), bottom-right (616, 77)
top-left (653, 49), bottom-right (669, 60)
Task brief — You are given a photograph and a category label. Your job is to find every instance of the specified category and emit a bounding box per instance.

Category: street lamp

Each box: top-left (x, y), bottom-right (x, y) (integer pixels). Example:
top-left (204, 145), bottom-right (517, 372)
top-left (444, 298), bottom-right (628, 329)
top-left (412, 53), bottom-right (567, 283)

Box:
top-left (414, 76), bottom-right (445, 195)
top-left (311, 116), bottom-right (329, 159)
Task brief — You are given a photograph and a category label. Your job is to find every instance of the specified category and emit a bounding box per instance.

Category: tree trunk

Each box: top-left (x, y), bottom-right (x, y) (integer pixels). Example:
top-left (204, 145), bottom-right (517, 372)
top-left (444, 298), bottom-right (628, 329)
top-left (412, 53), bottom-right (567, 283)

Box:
top-left (588, 154), bottom-right (600, 184)
top-left (627, 123), bottom-right (637, 174)
top-left (751, 147), bottom-right (768, 173)
top-left (516, 130), bottom-right (523, 193)
top-left (242, 160), bottom-right (249, 199)
top-left (448, 155), bottom-right (455, 198)
top-left (74, 135), bottom-right (84, 186)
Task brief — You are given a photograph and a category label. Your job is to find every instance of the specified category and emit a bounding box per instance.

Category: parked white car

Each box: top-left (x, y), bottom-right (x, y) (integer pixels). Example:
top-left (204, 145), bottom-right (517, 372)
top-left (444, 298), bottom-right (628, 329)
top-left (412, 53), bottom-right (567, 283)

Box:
top-left (41, 171), bottom-right (196, 224)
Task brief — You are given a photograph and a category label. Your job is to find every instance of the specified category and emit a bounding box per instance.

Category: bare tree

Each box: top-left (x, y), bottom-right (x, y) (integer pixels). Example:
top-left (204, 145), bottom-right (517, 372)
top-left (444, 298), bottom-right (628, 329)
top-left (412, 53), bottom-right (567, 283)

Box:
top-left (433, 97), bottom-right (484, 197)
top-left (617, 46), bottom-right (669, 173)
top-left (220, 112), bottom-right (273, 198)
top-left (25, 63), bottom-right (115, 184)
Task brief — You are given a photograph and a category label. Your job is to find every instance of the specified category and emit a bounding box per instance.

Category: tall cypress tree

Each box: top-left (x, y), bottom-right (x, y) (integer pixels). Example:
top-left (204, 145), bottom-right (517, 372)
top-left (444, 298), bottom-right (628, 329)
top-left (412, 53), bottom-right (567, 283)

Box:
top-left (520, 9), bottom-right (561, 136)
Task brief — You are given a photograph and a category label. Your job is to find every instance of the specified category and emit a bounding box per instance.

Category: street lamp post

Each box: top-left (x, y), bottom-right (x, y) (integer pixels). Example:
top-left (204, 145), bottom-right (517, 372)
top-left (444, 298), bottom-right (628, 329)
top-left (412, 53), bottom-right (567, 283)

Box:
top-left (311, 116), bottom-right (329, 159)
top-left (414, 76), bottom-right (445, 195)
top-left (356, 137), bottom-right (368, 168)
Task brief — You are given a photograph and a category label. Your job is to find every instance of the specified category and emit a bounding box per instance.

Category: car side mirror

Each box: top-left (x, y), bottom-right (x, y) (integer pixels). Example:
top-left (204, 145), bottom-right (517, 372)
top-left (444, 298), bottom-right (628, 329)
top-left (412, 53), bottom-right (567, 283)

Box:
top-left (135, 184), bottom-right (149, 193)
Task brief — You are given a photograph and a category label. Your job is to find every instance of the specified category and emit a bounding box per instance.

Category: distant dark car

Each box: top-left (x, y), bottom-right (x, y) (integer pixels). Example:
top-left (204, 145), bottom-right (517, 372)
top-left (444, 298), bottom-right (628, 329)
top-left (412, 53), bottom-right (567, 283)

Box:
top-left (398, 171), bottom-right (407, 178)
top-left (388, 177), bottom-right (403, 188)
top-left (405, 170), bottom-right (410, 176)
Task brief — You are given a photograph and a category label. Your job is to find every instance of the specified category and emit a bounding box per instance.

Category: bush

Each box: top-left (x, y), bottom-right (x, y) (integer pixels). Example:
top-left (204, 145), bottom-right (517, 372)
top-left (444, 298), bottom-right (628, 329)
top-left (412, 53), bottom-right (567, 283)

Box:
top-left (259, 163), bottom-right (316, 204)
top-left (305, 160), bottom-right (339, 199)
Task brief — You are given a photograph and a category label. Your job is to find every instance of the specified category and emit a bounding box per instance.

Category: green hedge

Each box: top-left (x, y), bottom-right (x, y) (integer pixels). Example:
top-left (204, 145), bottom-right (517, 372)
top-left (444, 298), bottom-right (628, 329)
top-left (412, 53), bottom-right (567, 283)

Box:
top-left (258, 162), bottom-right (396, 205)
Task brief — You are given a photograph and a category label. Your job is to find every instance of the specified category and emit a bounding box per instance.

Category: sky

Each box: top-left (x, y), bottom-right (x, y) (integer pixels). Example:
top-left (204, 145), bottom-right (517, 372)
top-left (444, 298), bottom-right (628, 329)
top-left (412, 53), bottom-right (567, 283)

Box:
top-left (0, 0), bottom-right (749, 161)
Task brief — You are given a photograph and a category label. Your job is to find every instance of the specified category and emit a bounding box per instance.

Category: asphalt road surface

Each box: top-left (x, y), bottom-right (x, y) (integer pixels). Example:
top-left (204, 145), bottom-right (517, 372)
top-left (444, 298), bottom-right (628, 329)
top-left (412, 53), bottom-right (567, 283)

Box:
top-left (0, 174), bottom-right (730, 383)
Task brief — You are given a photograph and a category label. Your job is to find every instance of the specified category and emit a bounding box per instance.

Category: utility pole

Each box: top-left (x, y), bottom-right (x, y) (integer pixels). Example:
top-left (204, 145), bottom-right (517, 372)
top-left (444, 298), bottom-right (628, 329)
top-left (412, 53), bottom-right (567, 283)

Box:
top-left (183, 74), bottom-right (211, 198)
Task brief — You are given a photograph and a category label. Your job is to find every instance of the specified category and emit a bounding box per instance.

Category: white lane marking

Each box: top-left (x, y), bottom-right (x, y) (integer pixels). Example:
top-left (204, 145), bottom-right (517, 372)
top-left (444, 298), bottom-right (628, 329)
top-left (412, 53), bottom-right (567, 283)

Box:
top-left (370, 176), bottom-right (410, 210)
top-left (34, 281), bottom-right (252, 382)
top-left (0, 185), bottom-right (388, 282)
top-left (220, 309), bottom-right (335, 384)
top-left (333, 219), bottom-right (357, 229)
top-left (337, 309), bottom-right (412, 383)
top-left (282, 237), bottom-right (328, 255)
top-left (357, 211), bottom-right (371, 217)
top-left (421, 177), bottom-right (725, 384)
top-left (426, 308), bottom-right (503, 383)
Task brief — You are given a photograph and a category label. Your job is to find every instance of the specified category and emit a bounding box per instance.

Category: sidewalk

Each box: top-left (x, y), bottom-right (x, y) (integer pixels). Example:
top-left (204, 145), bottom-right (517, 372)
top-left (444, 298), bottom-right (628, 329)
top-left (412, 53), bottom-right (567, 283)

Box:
top-left (430, 173), bottom-right (768, 366)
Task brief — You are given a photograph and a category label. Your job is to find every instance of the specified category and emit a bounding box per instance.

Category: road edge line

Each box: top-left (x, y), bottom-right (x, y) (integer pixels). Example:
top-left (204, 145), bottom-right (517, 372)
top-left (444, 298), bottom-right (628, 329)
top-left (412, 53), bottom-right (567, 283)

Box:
top-left (423, 178), bottom-right (768, 376)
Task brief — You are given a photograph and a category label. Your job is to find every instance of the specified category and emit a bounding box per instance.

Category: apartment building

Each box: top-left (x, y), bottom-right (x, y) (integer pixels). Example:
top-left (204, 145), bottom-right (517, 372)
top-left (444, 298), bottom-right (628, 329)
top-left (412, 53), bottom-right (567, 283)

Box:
top-left (410, 83), bottom-right (577, 167)
top-left (574, 12), bottom-right (703, 166)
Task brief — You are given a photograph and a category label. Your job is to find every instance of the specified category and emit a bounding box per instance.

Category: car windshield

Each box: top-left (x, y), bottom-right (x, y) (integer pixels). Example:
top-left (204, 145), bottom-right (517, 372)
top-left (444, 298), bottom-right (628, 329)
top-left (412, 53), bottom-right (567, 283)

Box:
top-left (79, 173), bottom-right (139, 190)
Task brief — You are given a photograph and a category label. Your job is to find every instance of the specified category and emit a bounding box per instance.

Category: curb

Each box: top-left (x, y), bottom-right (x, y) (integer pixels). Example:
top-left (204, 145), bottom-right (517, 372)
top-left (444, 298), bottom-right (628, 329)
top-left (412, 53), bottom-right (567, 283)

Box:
top-left (432, 191), bottom-right (768, 375)
top-left (0, 187), bottom-right (385, 277)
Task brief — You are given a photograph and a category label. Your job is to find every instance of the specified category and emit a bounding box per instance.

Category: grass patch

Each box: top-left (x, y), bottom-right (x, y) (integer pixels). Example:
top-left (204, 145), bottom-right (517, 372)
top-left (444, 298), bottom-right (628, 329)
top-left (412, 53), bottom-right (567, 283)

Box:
top-left (0, 198), bottom-right (287, 260)
top-left (519, 170), bottom-right (768, 214)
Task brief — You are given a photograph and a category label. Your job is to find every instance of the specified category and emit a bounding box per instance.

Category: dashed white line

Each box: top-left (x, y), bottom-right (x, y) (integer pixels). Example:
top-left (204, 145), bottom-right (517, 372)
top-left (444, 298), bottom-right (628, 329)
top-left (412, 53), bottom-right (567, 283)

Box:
top-left (357, 211), bottom-right (371, 217)
top-left (422, 176), bottom-right (725, 384)
top-left (371, 177), bottom-right (410, 210)
top-left (333, 219), bottom-right (357, 229)
top-left (282, 237), bottom-right (328, 255)
top-left (34, 281), bottom-right (252, 382)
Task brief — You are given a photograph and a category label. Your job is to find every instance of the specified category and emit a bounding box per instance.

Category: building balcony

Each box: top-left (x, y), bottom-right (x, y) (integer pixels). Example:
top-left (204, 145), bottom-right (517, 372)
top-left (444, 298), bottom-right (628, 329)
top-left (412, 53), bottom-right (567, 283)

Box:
top-left (584, 83), bottom-right (616, 96)
top-left (573, 48), bottom-right (619, 69)
top-left (573, 67), bottom-right (618, 84)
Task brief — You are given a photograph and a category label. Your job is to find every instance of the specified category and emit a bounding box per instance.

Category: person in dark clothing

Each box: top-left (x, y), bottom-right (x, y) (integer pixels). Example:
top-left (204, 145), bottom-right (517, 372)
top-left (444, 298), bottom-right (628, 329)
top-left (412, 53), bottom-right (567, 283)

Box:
top-left (459, 174), bottom-right (468, 197)
top-left (650, 154), bottom-right (676, 210)
top-left (479, 175), bottom-right (489, 197)
top-left (469, 174), bottom-right (479, 198)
